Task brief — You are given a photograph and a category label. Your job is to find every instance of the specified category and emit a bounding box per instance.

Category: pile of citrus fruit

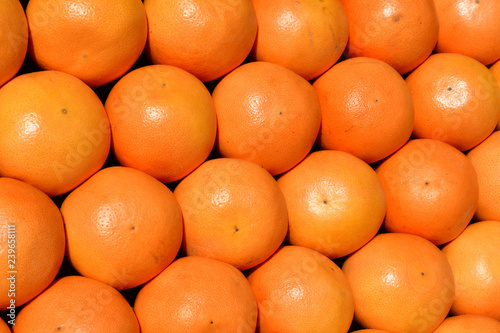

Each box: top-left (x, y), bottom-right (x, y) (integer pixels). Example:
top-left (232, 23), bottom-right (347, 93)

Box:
top-left (1, 0), bottom-right (499, 332)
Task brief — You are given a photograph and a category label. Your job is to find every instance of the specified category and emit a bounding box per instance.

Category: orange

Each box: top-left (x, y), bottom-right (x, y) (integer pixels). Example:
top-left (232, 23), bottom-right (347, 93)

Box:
top-left (0, 317), bottom-right (9, 333)
top-left (247, 245), bottom-right (354, 332)
top-left (60, 166), bottom-right (183, 290)
top-left (406, 53), bottom-right (500, 151)
top-left (350, 330), bottom-right (390, 333)
top-left (0, 70), bottom-right (111, 197)
top-left (144, 0), bottom-right (257, 82)
top-left (13, 275), bottom-right (140, 332)
top-left (212, 61), bottom-right (321, 175)
top-left (376, 139), bottom-right (478, 245)
top-left (433, 314), bottom-right (500, 333)
top-left (134, 255), bottom-right (258, 333)
top-left (340, 0), bottom-right (439, 74)
top-left (313, 56), bottom-right (414, 164)
top-left (490, 60), bottom-right (500, 130)
top-left (434, 0), bottom-right (500, 65)
top-left (173, 157), bottom-right (288, 271)
top-left (277, 150), bottom-right (386, 259)
top-left (467, 131), bottom-right (500, 221)
top-left (342, 233), bottom-right (455, 333)
top-left (104, 64), bottom-right (217, 183)
top-left (0, 0), bottom-right (28, 87)
top-left (26, 0), bottom-right (147, 87)
top-left (251, 0), bottom-right (349, 80)
top-left (441, 221), bottom-right (500, 321)
top-left (0, 178), bottom-right (65, 310)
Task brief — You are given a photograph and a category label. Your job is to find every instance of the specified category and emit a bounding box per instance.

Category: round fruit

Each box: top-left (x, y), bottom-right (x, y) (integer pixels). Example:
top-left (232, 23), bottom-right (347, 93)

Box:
top-left (0, 70), bottom-right (111, 197)
top-left (247, 245), bottom-right (354, 333)
top-left (174, 157), bottom-right (288, 271)
top-left (134, 256), bottom-right (258, 333)
top-left (60, 166), bottom-right (183, 290)
top-left (26, 0), bottom-right (147, 87)
top-left (0, 178), bottom-right (65, 310)
top-left (342, 233), bottom-right (455, 333)
top-left (105, 64), bottom-right (217, 183)
top-left (433, 314), bottom-right (500, 333)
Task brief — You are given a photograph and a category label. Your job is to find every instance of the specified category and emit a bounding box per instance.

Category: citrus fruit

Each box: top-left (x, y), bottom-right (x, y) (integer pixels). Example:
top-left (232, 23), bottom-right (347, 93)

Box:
top-left (340, 0), bottom-right (439, 74)
top-left (13, 275), bottom-right (140, 332)
top-left (467, 131), bottom-right (500, 221)
top-left (313, 56), bottom-right (414, 164)
top-left (0, 70), bottom-right (111, 197)
top-left (212, 61), bottom-right (321, 175)
top-left (247, 245), bottom-right (354, 333)
top-left (405, 53), bottom-right (500, 151)
top-left (0, 0), bottom-right (28, 87)
top-left (0, 317), bottom-right (9, 333)
top-left (441, 220), bottom-right (500, 321)
top-left (60, 166), bottom-right (183, 290)
top-left (434, 0), bottom-right (500, 65)
top-left (277, 150), bottom-right (386, 259)
top-left (0, 177), bottom-right (65, 310)
top-left (144, 0), bottom-right (257, 82)
top-left (104, 64), bottom-right (217, 183)
top-left (376, 139), bottom-right (478, 245)
top-left (251, 0), bottom-right (349, 80)
top-left (26, 0), bottom-right (147, 87)
top-left (134, 255), bottom-right (258, 333)
top-left (433, 314), bottom-right (500, 333)
top-left (490, 59), bottom-right (500, 130)
top-left (173, 157), bottom-right (288, 271)
top-left (342, 232), bottom-right (455, 333)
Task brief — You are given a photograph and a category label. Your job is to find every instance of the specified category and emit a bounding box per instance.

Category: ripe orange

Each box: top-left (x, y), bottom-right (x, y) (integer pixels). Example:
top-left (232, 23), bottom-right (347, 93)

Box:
top-left (134, 255), bottom-right (258, 332)
top-left (313, 57), bottom-right (414, 164)
top-left (467, 131), bottom-right (500, 221)
top-left (0, 177), bottom-right (65, 310)
top-left (144, 0), bottom-right (257, 82)
top-left (434, 0), bottom-right (500, 65)
top-left (350, 330), bottom-right (391, 333)
top-left (0, 0), bottom-right (28, 87)
top-left (340, 0), bottom-right (439, 74)
top-left (376, 139), bottom-right (478, 245)
top-left (173, 157), bottom-right (288, 271)
top-left (433, 314), bottom-right (500, 333)
top-left (212, 61), bottom-right (321, 175)
top-left (277, 150), bottom-right (386, 259)
top-left (406, 53), bottom-right (500, 151)
top-left (0, 70), bottom-right (111, 197)
top-left (441, 220), bottom-right (500, 321)
top-left (26, 0), bottom-right (147, 87)
top-left (251, 0), bottom-right (349, 80)
top-left (14, 275), bottom-right (140, 332)
top-left (342, 233), bottom-right (455, 333)
top-left (60, 166), bottom-right (183, 290)
top-left (104, 64), bottom-right (217, 183)
top-left (247, 245), bottom-right (354, 333)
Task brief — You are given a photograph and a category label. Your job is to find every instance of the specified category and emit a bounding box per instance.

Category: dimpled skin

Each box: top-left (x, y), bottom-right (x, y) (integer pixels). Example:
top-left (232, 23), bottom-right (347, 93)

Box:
top-left (340, 0), bottom-right (439, 74)
top-left (0, 178), bottom-right (65, 310)
top-left (60, 166), bottom-right (183, 290)
top-left (134, 256), bottom-right (258, 333)
top-left (376, 139), bottom-right (478, 245)
top-left (433, 314), bottom-right (500, 333)
top-left (342, 233), bottom-right (455, 333)
top-left (251, 0), bottom-right (349, 80)
top-left (0, 0), bottom-right (28, 87)
top-left (441, 221), bottom-right (500, 321)
top-left (26, 0), bottom-right (147, 87)
top-left (14, 276), bottom-right (140, 332)
top-left (0, 70), bottom-right (111, 197)
top-left (405, 53), bottom-right (500, 152)
top-left (434, 0), bottom-right (500, 65)
top-left (144, 0), bottom-right (257, 82)
top-left (174, 157), bottom-right (289, 271)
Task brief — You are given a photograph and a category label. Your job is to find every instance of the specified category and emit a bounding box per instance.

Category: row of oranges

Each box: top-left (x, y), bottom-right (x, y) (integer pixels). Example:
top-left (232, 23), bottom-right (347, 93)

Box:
top-left (1, 0), bottom-right (500, 332)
